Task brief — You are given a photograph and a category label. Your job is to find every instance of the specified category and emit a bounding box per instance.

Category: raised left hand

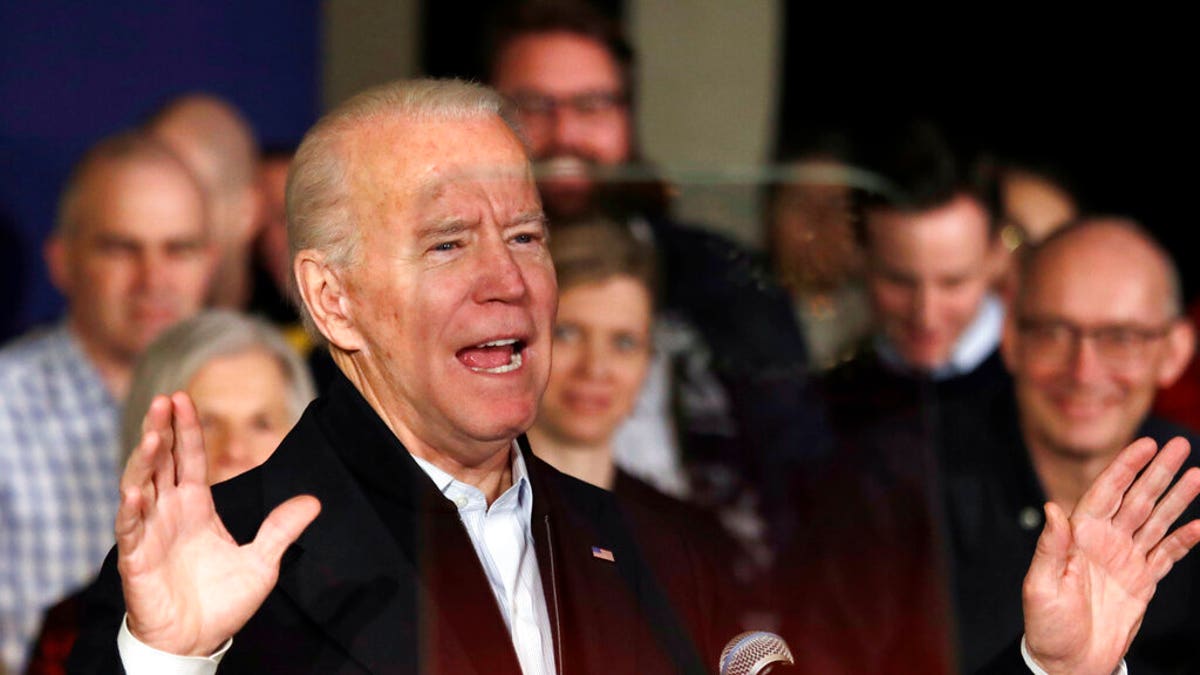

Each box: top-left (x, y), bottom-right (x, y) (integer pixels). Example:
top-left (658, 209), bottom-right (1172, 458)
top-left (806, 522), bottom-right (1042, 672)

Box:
top-left (1023, 436), bottom-right (1200, 674)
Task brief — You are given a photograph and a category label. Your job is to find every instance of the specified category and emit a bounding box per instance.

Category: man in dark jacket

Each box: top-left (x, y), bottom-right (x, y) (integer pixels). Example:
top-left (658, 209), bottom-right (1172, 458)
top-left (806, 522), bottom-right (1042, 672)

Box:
top-left (943, 217), bottom-right (1200, 674)
top-left (68, 78), bottom-right (716, 675)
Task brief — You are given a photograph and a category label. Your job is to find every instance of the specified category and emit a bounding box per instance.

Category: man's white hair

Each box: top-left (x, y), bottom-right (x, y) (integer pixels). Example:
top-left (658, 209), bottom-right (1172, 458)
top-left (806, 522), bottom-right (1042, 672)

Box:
top-left (285, 78), bottom-right (525, 336)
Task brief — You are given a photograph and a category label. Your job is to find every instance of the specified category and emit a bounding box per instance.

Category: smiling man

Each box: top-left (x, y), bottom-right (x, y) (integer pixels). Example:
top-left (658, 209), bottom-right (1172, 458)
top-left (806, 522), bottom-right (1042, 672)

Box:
top-left (941, 217), bottom-right (1200, 672)
top-left (64, 80), bottom-right (1200, 675)
top-left (484, 3), bottom-right (830, 567)
top-left (816, 121), bottom-right (1010, 492)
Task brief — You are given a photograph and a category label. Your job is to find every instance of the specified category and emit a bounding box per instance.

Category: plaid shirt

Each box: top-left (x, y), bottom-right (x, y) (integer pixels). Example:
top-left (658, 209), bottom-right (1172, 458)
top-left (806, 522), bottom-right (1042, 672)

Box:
top-left (0, 323), bottom-right (119, 674)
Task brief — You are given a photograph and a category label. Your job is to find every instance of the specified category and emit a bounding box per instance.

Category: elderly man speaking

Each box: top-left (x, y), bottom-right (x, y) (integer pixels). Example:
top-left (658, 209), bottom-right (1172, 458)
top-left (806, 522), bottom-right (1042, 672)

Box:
top-left (69, 79), bottom-right (1200, 675)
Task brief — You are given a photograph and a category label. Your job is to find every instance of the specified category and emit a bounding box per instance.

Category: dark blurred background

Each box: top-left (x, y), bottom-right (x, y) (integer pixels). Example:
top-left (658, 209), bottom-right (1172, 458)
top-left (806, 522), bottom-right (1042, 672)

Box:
top-left (3, 2), bottom-right (1192, 340)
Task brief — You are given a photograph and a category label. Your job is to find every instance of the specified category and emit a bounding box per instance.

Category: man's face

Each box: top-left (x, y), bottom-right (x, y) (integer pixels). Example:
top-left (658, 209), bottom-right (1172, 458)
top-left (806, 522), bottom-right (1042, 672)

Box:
top-left (491, 31), bottom-right (632, 219)
top-left (51, 159), bottom-right (213, 365)
top-left (335, 115), bottom-right (557, 468)
top-left (1004, 226), bottom-right (1192, 458)
top-left (769, 165), bottom-right (860, 290)
top-left (864, 194), bottom-right (999, 370)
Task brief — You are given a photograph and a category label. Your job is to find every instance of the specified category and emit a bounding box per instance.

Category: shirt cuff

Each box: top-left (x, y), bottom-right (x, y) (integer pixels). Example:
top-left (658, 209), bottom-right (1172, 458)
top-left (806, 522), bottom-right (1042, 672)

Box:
top-left (1020, 635), bottom-right (1127, 675)
top-left (117, 614), bottom-right (231, 675)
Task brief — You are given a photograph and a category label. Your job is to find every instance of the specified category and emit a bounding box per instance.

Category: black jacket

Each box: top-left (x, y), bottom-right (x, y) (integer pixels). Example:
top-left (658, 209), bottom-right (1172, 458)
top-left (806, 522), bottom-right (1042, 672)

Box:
top-left (942, 385), bottom-right (1200, 675)
top-left (68, 371), bottom-right (719, 674)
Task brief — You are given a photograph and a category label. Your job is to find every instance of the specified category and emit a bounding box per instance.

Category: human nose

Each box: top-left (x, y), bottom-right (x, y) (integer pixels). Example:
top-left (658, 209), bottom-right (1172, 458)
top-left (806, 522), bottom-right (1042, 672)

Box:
top-left (580, 336), bottom-right (611, 379)
top-left (1065, 332), bottom-right (1106, 381)
top-left (550, 106), bottom-right (590, 152)
top-left (475, 236), bottom-right (528, 303)
top-left (135, 249), bottom-right (170, 293)
top-left (913, 285), bottom-right (938, 328)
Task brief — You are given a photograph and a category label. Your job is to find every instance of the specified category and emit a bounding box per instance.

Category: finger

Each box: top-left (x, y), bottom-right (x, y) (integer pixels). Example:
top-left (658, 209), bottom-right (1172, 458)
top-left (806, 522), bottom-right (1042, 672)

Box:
top-left (114, 487), bottom-right (146, 554)
top-left (1113, 437), bottom-right (1191, 533)
top-left (120, 428), bottom-right (160, 500)
top-left (121, 397), bottom-right (172, 492)
top-left (1133, 466), bottom-right (1200, 553)
top-left (1148, 519), bottom-right (1200, 582)
top-left (250, 495), bottom-right (321, 567)
top-left (146, 397), bottom-right (179, 496)
top-left (1076, 437), bottom-right (1158, 520)
top-left (170, 391), bottom-right (209, 486)
top-left (1025, 501), bottom-right (1071, 595)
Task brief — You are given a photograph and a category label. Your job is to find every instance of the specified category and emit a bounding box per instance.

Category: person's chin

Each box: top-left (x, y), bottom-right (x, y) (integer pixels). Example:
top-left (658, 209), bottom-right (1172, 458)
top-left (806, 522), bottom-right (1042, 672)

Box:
top-left (539, 182), bottom-right (596, 220)
top-left (464, 395), bottom-right (540, 439)
top-left (132, 315), bottom-right (181, 346)
top-left (1055, 429), bottom-right (1119, 458)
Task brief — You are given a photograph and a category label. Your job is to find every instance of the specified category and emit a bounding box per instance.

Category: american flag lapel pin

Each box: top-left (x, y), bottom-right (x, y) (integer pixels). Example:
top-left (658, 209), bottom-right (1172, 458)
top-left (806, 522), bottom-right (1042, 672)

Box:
top-left (591, 545), bottom-right (615, 563)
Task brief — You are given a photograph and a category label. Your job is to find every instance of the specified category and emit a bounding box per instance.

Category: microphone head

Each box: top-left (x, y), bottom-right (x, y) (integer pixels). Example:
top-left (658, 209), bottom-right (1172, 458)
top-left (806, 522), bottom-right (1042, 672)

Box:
top-left (719, 631), bottom-right (795, 675)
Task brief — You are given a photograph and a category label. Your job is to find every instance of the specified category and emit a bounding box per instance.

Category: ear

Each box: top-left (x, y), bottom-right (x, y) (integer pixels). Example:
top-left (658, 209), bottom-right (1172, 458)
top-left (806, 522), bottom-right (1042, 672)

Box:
top-left (294, 249), bottom-right (365, 353)
top-left (1156, 319), bottom-right (1196, 388)
top-left (44, 235), bottom-right (72, 296)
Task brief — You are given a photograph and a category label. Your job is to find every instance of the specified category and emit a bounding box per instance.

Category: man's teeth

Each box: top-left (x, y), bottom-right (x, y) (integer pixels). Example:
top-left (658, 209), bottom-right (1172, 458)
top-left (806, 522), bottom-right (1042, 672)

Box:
top-left (470, 350), bottom-right (523, 374)
top-left (539, 157), bottom-right (588, 178)
top-left (478, 339), bottom-right (518, 348)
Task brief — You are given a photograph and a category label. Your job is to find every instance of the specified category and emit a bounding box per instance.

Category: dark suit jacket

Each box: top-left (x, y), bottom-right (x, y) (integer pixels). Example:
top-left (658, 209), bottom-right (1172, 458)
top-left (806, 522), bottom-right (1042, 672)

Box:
top-left (941, 384), bottom-right (1200, 675)
top-left (776, 350), bottom-right (1050, 674)
top-left (67, 371), bottom-right (718, 674)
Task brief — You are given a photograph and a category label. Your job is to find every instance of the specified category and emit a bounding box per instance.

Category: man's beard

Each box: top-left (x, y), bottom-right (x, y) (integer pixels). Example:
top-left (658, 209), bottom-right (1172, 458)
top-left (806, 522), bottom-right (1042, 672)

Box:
top-left (532, 155), bottom-right (671, 224)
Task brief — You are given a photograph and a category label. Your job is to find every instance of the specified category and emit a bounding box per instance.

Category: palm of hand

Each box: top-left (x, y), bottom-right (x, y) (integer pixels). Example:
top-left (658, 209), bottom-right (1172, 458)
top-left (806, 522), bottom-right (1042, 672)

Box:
top-left (1025, 508), bottom-right (1154, 674)
top-left (1023, 437), bottom-right (1200, 675)
top-left (115, 393), bottom-right (320, 657)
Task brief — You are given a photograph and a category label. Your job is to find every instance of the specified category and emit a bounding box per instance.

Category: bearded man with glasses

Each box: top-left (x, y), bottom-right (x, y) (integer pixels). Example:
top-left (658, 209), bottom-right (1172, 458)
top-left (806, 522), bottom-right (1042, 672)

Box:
top-left (482, 1), bottom-right (830, 580)
top-left (939, 217), bottom-right (1200, 674)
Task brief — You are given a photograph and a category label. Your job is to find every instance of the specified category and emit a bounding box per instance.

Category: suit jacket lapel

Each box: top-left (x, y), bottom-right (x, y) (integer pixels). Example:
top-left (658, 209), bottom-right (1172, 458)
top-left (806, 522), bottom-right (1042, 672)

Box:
top-left (263, 413), bottom-right (422, 674)
top-left (262, 374), bottom-right (521, 675)
top-left (525, 446), bottom-right (708, 674)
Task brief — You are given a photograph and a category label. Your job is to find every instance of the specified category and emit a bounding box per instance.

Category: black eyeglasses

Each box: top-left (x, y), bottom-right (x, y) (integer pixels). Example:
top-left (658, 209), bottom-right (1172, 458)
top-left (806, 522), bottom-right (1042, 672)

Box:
top-left (1016, 317), bottom-right (1175, 367)
top-left (506, 90), bottom-right (627, 120)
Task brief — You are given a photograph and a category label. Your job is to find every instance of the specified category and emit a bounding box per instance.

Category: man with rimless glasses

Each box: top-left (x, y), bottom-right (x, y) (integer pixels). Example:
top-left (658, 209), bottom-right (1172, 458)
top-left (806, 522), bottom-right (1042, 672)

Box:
top-left (941, 217), bottom-right (1200, 673)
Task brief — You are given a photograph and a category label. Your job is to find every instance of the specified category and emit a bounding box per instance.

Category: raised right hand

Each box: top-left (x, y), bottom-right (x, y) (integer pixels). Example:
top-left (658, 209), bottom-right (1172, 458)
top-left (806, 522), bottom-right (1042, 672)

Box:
top-left (115, 392), bottom-right (321, 656)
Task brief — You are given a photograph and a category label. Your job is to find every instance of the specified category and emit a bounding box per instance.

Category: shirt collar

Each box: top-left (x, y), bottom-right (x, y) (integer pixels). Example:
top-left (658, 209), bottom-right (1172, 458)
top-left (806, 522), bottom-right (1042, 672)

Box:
top-left (409, 440), bottom-right (531, 513)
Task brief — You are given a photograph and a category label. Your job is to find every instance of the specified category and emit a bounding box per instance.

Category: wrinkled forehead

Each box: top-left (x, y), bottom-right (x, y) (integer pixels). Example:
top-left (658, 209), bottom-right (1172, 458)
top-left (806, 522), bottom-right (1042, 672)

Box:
top-left (344, 116), bottom-right (537, 222)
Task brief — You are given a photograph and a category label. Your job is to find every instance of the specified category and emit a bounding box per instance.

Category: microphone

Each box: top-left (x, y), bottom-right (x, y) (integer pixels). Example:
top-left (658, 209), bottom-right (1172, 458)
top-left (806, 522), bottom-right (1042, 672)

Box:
top-left (718, 631), bottom-right (795, 675)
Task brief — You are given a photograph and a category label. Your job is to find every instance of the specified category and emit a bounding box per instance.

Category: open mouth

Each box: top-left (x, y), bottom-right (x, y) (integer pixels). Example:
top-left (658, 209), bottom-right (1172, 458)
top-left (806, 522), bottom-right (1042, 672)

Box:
top-left (456, 338), bottom-right (527, 374)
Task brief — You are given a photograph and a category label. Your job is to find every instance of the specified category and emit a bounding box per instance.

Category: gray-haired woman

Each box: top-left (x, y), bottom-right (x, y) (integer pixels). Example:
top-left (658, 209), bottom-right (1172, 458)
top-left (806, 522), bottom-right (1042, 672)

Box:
top-left (121, 309), bottom-right (316, 483)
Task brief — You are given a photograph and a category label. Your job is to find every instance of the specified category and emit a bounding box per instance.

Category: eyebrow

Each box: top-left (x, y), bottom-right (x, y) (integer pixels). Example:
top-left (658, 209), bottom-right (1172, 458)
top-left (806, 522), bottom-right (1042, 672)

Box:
top-left (508, 211), bottom-right (549, 228)
top-left (414, 219), bottom-right (472, 241)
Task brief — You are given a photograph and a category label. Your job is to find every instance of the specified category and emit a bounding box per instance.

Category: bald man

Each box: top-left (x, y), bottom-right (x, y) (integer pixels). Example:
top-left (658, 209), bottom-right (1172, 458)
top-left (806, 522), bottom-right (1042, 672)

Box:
top-left (148, 93), bottom-right (260, 309)
top-left (941, 218), bottom-right (1200, 673)
top-left (0, 130), bottom-right (214, 674)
